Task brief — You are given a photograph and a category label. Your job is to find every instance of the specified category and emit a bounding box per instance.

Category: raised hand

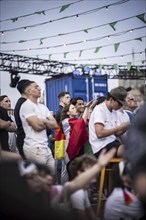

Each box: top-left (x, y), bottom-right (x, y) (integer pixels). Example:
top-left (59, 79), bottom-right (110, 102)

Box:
top-left (98, 148), bottom-right (116, 168)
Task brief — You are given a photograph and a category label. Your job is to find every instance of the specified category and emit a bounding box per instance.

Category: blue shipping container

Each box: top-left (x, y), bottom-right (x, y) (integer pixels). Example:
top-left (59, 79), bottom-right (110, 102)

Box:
top-left (45, 74), bottom-right (108, 113)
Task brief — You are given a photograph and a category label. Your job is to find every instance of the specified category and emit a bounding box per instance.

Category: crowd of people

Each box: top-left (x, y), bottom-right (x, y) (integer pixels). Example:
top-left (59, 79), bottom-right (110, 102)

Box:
top-left (0, 79), bottom-right (145, 220)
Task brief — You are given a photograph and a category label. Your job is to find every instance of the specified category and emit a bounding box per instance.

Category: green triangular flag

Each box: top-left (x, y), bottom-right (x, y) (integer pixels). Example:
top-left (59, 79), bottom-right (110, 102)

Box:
top-left (114, 43), bottom-right (120, 52)
top-left (142, 60), bottom-right (146, 64)
top-left (64, 52), bottom-right (69, 58)
top-left (42, 11), bottom-right (46, 15)
top-left (49, 54), bottom-right (52, 60)
top-left (137, 66), bottom-right (140, 72)
top-left (34, 11), bottom-right (46, 15)
top-left (112, 64), bottom-right (119, 70)
top-left (18, 40), bottom-right (27, 43)
top-left (127, 62), bottom-right (132, 71)
top-left (99, 64), bottom-right (104, 71)
top-left (60, 4), bottom-right (71, 13)
top-left (109, 21), bottom-right (117, 31)
top-left (83, 29), bottom-right (88, 33)
top-left (94, 47), bottom-right (101, 53)
top-left (79, 50), bottom-right (83, 57)
top-left (58, 33), bottom-right (65, 36)
top-left (40, 39), bottom-right (43, 45)
top-left (11, 17), bottom-right (18, 22)
top-left (136, 14), bottom-right (146, 24)
top-left (135, 38), bottom-right (142, 41)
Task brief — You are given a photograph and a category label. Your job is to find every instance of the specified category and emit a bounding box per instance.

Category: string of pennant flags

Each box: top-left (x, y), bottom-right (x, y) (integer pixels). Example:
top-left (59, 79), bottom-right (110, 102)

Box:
top-left (1, 13), bottom-right (145, 45)
top-left (59, 51), bottom-right (146, 65)
top-left (1, 0), bottom-right (145, 71)
top-left (3, 35), bottom-right (144, 57)
top-left (0, 0), bottom-right (130, 34)
top-left (0, 0), bottom-right (84, 23)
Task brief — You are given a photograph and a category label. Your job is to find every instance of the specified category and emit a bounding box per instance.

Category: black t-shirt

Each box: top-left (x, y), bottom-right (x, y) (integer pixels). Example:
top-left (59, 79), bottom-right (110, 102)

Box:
top-left (55, 105), bottom-right (63, 123)
top-left (14, 97), bottom-right (26, 158)
top-left (0, 106), bottom-right (12, 151)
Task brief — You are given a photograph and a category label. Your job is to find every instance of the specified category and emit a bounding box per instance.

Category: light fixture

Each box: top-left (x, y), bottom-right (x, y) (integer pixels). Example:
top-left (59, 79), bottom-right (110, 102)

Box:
top-left (94, 71), bottom-right (101, 76)
top-left (76, 14), bottom-right (79, 19)
top-left (84, 66), bottom-right (90, 74)
top-left (73, 69), bottom-right (80, 76)
top-left (9, 70), bottom-right (20, 88)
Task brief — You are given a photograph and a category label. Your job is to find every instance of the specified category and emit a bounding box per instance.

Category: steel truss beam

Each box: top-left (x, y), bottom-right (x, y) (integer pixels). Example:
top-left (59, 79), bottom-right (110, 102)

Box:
top-left (0, 52), bottom-right (145, 79)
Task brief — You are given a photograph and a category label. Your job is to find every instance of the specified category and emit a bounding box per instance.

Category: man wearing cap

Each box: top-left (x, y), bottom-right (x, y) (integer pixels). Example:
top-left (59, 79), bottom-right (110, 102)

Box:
top-left (89, 86), bottom-right (129, 158)
top-left (19, 81), bottom-right (57, 175)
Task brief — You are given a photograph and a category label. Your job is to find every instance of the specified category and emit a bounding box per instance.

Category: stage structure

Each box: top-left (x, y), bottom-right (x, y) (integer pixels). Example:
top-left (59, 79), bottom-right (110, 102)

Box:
top-left (0, 52), bottom-right (145, 79)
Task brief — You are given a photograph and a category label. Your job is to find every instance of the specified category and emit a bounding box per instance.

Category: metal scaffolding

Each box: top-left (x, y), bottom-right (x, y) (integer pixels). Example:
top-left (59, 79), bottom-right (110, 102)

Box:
top-left (0, 52), bottom-right (146, 79)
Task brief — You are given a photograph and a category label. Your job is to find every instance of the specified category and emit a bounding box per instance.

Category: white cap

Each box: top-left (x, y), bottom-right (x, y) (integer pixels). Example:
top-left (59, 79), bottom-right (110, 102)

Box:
top-left (18, 160), bottom-right (37, 176)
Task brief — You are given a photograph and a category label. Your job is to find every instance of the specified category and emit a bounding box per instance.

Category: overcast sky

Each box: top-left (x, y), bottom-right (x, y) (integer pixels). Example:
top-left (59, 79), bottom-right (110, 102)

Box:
top-left (0, 0), bottom-right (145, 108)
top-left (0, 0), bottom-right (146, 66)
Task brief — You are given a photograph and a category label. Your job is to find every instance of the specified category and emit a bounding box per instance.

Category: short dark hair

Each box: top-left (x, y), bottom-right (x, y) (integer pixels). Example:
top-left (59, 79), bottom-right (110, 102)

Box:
top-left (68, 154), bottom-right (97, 180)
top-left (17, 80), bottom-right (31, 94)
top-left (70, 97), bottom-right (84, 105)
top-left (58, 92), bottom-right (70, 100)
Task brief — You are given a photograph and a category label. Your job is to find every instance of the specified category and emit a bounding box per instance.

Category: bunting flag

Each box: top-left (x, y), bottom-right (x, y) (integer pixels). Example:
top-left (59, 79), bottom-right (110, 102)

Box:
top-left (127, 62), bottom-right (132, 71)
top-left (137, 66), bottom-right (140, 72)
top-left (40, 39), bottom-right (44, 45)
top-left (112, 64), bottom-right (119, 70)
top-left (94, 47), bottom-right (101, 53)
top-left (64, 52), bottom-right (69, 58)
top-left (34, 10), bottom-right (46, 15)
top-left (135, 37), bottom-right (142, 41)
top-left (79, 50), bottom-right (83, 57)
top-left (49, 54), bottom-right (52, 60)
top-left (83, 29), bottom-right (89, 33)
top-left (63, 118), bottom-right (89, 162)
top-left (18, 40), bottom-right (27, 43)
top-left (60, 3), bottom-right (71, 13)
top-left (11, 17), bottom-right (18, 22)
top-left (109, 21), bottom-right (117, 31)
top-left (114, 43), bottom-right (120, 52)
top-left (58, 33), bottom-right (65, 36)
top-left (99, 64), bottom-right (104, 71)
top-left (136, 13), bottom-right (146, 24)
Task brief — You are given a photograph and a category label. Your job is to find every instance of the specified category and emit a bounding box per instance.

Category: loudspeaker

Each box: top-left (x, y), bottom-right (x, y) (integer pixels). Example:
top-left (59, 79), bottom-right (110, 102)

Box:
top-left (9, 70), bottom-right (20, 88)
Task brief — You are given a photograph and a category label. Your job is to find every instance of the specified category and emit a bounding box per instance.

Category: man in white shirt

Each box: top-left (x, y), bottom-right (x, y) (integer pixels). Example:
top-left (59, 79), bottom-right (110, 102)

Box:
top-left (89, 86), bottom-right (129, 158)
top-left (19, 81), bottom-right (57, 175)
